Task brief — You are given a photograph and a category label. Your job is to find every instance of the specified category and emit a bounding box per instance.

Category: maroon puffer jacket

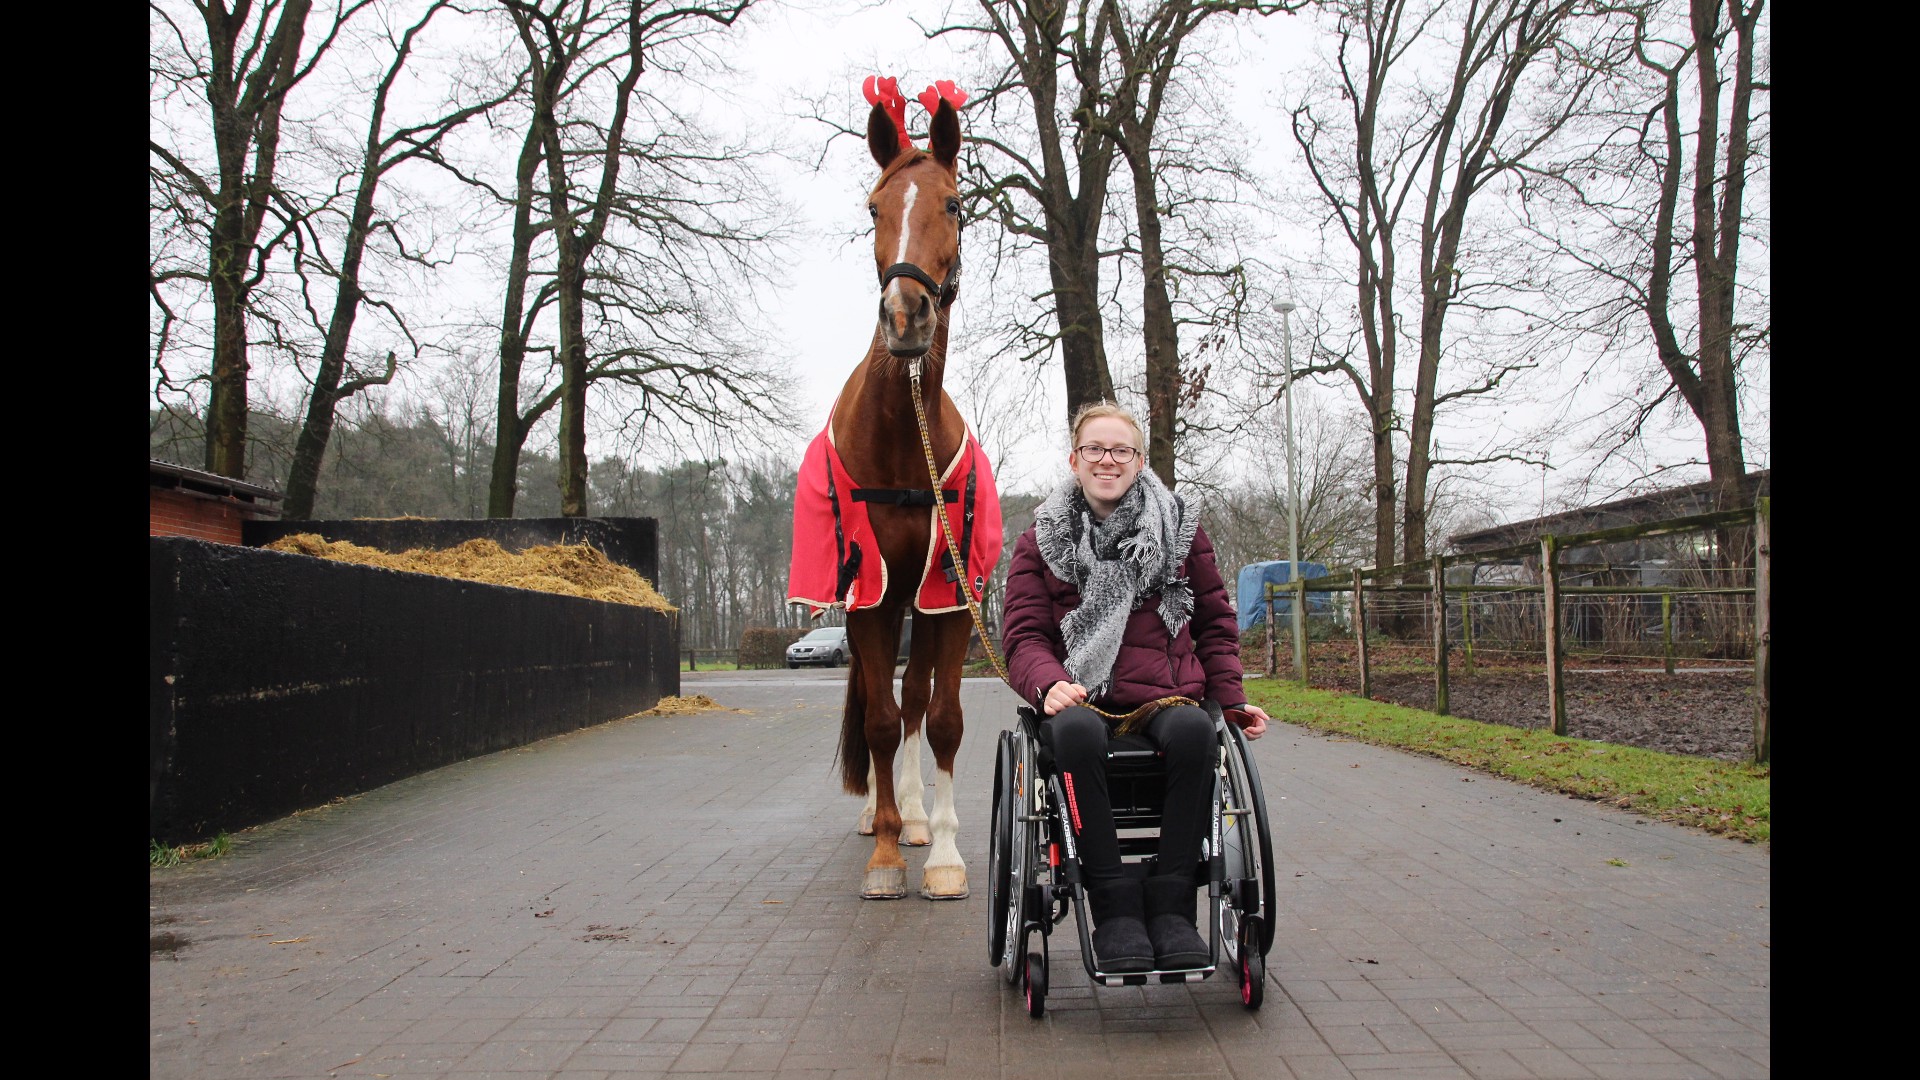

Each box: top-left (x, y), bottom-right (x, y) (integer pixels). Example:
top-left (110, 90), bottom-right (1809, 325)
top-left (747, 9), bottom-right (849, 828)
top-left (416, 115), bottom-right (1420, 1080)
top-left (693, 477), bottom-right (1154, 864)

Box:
top-left (1000, 522), bottom-right (1247, 713)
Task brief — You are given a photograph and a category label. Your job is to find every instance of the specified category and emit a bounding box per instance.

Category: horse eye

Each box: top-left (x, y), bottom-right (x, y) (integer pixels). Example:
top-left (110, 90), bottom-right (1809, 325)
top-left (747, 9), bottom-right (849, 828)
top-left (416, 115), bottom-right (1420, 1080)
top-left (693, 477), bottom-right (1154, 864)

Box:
top-left (946, 198), bottom-right (961, 217)
top-left (867, 204), bottom-right (878, 219)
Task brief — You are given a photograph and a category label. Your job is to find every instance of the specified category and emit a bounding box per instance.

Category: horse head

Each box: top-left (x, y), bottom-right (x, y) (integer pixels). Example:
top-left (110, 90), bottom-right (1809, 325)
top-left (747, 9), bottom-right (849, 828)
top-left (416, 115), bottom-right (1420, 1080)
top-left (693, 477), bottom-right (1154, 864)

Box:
top-left (864, 78), bottom-right (965, 359)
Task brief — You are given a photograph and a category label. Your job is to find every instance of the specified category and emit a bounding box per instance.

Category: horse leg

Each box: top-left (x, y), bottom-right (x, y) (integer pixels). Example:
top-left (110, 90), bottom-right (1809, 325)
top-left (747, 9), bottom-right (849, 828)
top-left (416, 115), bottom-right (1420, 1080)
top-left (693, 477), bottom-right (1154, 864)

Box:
top-left (862, 705), bottom-right (908, 898)
top-left (896, 662), bottom-right (933, 847)
top-left (917, 611), bottom-right (971, 900)
top-left (848, 610), bottom-right (908, 899)
top-left (857, 760), bottom-right (878, 834)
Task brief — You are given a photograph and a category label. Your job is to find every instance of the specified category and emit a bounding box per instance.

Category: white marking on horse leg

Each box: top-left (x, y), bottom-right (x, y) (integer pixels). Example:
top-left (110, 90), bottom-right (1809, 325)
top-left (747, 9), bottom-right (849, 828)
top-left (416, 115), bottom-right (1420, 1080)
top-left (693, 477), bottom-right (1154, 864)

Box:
top-left (897, 729), bottom-right (931, 846)
top-left (920, 765), bottom-right (968, 899)
top-left (858, 759), bottom-right (877, 835)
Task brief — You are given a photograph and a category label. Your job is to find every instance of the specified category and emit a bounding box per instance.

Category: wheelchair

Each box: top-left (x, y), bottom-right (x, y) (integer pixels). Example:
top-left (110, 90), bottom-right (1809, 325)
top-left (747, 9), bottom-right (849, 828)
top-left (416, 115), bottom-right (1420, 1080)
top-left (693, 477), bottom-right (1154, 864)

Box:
top-left (986, 700), bottom-right (1277, 1017)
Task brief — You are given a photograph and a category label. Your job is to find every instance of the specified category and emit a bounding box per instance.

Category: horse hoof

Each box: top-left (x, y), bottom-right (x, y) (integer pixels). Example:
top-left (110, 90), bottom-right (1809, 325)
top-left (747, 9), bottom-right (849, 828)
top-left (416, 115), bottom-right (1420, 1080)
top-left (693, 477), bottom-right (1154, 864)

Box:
top-left (919, 866), bottom-right (969, 900)
top-left (861, 868), bottom-right (908, 899)
top-left (900, 821), bottom-right (932, 846)
top-left (857, 810), bottom-right (875, 836)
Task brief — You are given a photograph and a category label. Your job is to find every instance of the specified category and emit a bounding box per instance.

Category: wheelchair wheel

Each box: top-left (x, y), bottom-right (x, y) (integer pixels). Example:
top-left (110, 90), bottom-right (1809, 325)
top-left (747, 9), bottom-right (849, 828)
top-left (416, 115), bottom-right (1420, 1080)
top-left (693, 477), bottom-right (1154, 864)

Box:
top-left (1218, 723), bottom-right (1278, 961)
top-left (988, 731), bottom-right (1018, 970)
top-left (994, 729), bottom-right (1039, 985)
top-left (1024, 950), bottom-right (1049, 1018)
top-left (1237, 920), bottom-right (1266, 1009)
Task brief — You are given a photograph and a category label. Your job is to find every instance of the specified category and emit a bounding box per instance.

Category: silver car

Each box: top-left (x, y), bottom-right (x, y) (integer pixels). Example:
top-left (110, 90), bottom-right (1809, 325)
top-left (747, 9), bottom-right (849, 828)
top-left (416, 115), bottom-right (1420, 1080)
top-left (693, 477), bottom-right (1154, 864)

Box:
top-left (786, 626), bottom-right (849, 668)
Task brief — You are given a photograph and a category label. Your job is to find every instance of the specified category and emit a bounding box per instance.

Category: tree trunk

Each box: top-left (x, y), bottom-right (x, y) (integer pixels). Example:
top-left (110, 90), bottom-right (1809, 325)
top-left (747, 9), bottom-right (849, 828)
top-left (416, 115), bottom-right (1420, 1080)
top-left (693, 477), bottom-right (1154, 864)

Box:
top-left (1050, 230), bottom-right (1115, 423)
top-left (283, 185), bottom-right (378, 519)
top-left (488, 116), bottom-right (548, 518)
top-left (557, 248), bottom-right (590, 517)
top-left (201, 0), bottom-right (314, 479)
top-left (1690, 0), bottom-right (1753, 493)
top-left (1129, 150), bottom-right (1180, 489)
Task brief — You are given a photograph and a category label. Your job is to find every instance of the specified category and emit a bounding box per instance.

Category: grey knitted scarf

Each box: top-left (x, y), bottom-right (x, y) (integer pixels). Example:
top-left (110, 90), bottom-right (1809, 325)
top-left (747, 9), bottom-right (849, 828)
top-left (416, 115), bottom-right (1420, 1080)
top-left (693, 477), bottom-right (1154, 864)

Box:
top-left (1032, 468), bottom-right (1199, 700)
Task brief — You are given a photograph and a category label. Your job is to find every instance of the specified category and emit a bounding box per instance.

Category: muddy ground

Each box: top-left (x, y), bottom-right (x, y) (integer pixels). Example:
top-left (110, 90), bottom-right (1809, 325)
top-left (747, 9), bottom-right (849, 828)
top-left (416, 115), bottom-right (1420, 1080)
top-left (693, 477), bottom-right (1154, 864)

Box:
top-left (1318, 666), bottom-right (1756, 763)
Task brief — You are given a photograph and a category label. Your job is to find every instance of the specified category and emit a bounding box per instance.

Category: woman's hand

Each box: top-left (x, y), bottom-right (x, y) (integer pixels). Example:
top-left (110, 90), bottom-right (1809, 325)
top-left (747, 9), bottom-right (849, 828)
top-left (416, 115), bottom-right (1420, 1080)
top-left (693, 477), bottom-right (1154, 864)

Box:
top-left (1229, 704), bottom-right (1271, 739)
top-left (1043, 681), bottom-right (1089, 716)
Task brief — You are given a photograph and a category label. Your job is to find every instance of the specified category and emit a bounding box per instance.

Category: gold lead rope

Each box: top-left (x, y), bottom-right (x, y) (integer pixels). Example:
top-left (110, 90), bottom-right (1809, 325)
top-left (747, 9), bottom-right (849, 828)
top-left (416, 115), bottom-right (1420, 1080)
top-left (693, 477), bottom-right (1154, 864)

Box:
top-left (908, 357), bottom-right (1012, 689)
top-left (908, 359), bottom-right (1193, 736)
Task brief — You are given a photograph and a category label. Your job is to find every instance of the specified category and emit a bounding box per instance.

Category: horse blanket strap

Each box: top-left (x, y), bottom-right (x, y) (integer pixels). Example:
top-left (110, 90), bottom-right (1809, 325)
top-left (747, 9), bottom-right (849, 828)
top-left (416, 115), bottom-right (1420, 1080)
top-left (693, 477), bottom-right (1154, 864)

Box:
top-left (825, 455), bottom-right (861, 600)
top-left (786, 403), bottom-right (1002, 615)
top-left (850, 488), bottom-right (957, 507)
top-left (935, 463), bottom-right (979, 604)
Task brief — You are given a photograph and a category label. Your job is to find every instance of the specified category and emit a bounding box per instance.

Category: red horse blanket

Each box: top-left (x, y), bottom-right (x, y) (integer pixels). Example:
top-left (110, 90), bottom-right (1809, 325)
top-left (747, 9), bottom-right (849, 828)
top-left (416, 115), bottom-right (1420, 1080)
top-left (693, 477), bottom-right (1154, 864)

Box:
top-left (787, 409), bottom-right (1002, 615)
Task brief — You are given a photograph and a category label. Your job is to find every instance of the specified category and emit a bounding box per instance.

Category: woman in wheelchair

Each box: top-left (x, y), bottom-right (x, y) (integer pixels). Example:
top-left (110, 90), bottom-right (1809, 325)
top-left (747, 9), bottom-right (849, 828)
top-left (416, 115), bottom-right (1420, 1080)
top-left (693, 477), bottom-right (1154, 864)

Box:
top-left (1001, 401), bottom-right (1271, 974)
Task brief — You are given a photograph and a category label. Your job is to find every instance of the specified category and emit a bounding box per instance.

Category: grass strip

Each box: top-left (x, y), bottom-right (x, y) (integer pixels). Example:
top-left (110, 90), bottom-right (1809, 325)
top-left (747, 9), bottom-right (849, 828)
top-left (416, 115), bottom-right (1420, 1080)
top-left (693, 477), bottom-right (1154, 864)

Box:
top-left (1244, 681), bottom-right (1769, 845)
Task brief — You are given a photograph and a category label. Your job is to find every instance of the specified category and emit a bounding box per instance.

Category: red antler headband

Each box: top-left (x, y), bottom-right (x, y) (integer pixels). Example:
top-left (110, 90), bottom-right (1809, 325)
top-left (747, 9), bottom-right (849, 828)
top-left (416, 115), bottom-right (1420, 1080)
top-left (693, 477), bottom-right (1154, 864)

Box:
top-left (917, 80), bottom-right (969, 116)
top-left (865, 75), bottom-right (969, 152)
top-left (863, 75), bottom-right (912, 152)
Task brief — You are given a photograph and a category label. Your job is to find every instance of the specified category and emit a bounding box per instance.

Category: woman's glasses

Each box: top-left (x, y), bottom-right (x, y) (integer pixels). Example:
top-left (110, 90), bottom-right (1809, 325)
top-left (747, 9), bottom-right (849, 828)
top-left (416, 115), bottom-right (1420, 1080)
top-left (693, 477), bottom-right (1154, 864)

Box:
top-left (1076, 444), bottom-right (1140, 464)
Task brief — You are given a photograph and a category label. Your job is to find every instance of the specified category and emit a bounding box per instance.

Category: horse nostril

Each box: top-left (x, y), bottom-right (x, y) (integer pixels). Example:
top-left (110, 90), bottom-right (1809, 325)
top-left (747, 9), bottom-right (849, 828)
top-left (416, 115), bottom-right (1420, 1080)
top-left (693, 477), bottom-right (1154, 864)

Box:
top-left (917, 292), bottom-right (932, 319)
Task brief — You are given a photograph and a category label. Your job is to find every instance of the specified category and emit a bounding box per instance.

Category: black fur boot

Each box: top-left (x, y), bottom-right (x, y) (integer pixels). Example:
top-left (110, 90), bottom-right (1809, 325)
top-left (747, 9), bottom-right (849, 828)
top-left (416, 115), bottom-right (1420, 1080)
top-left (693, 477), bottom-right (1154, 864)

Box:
top-left (1143, 874), bottom-right (1209, 970)
top-left (1086, 879), bottom-right (1154, 973)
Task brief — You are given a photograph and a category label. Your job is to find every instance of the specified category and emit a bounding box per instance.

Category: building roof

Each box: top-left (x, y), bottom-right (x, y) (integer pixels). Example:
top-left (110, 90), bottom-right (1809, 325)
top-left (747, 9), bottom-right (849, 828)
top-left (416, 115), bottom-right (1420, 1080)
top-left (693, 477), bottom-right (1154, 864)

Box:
top-left (150, 458), bottom-right (285, 503)
top-left (1448, 469), bottom-right (1769, 554)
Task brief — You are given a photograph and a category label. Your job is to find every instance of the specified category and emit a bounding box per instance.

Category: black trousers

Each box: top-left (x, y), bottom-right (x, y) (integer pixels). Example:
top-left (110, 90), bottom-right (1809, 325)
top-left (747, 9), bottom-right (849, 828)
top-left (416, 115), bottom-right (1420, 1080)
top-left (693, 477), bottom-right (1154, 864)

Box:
top-left (1041, 703), bottom-right (1215, 887)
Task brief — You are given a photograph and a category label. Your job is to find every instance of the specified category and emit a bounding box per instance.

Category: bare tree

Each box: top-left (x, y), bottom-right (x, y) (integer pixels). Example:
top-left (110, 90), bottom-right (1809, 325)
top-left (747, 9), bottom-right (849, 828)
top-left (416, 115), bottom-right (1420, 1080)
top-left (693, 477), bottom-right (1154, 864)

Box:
top-left (1290, 0), bottom-right (1597, 570)
top-left (151, 0), bottom-right (372, 478)
top-left (935, 0), bottom-right (1125, 421)
top-left (1103, 0), bottom-right (1289, 488)
top-left (486, 0), bottom-right (788, 518)
top-left (1399, 0), bottom-right (1595, 567)
top-left (1205, 405), bottom-right (1379, 577)
top-left (1521, 0), bottom-right (1766, 507)
top-left (281, 2), bottom-right (525, 518)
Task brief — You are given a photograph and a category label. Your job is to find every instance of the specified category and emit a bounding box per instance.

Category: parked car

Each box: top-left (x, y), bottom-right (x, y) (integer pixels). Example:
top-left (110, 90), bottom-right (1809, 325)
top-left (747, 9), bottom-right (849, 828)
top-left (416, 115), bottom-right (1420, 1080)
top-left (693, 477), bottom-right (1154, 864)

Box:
top-left (787, 626), bottom-right (849, 668)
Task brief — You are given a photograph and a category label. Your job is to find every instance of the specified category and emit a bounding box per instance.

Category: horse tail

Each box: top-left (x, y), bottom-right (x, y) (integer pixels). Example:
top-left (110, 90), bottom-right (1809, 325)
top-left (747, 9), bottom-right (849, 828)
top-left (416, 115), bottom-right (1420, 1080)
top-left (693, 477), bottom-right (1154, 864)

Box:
top-left (838, 650), bottom-right (870, 795)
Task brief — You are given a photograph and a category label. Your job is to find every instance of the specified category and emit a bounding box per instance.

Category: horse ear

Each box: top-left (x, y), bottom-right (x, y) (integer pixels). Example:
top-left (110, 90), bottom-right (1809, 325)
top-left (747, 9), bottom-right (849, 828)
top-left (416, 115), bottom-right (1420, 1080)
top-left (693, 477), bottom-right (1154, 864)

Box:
top-left (929, 98), bottom-right (961, 170)
top-left (868, 103), bottom-right (903, 169)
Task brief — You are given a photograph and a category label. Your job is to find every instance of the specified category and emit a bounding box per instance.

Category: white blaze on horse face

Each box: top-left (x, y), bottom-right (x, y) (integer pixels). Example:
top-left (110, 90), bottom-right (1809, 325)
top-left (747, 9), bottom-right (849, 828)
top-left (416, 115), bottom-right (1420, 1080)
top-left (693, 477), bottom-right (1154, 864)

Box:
top-left (885, 181), bottom-right (919, 304)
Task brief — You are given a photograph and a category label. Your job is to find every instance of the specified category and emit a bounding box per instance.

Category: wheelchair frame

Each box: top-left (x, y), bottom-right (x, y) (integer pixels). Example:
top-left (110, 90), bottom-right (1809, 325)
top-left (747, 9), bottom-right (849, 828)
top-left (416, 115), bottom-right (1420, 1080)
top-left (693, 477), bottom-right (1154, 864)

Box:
top-left (987, 702), bottom-right (1277, 1018)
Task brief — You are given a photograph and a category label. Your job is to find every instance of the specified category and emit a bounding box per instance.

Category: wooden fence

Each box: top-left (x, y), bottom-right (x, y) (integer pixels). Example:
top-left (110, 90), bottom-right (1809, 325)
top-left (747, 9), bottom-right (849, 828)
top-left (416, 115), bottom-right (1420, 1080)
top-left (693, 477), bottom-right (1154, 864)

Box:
top-left (682, 648), bottom-right (740, 669)
top-left (1263, 499), bottom-right (1770, 764)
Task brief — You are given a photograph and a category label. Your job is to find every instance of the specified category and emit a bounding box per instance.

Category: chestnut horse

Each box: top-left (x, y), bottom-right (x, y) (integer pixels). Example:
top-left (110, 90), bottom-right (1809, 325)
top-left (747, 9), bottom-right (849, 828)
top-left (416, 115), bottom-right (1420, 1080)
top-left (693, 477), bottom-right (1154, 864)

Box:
top-left (832, 82), bottom-right (976, 900)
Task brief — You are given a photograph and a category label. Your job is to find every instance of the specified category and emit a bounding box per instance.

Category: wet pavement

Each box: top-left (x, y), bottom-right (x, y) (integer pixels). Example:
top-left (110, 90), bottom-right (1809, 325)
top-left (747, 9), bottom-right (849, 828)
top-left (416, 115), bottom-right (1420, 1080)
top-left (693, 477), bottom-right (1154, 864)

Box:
top-left (150, 668), bottom-right (1769, 1079)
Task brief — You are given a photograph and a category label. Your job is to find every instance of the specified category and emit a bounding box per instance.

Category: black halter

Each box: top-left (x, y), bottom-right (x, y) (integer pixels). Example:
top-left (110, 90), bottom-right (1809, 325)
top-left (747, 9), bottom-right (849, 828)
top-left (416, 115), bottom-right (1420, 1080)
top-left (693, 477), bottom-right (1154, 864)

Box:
top-left (878, 211), bottom-right (962, 312)
top-left (878, 256), bottom-right (960, 310)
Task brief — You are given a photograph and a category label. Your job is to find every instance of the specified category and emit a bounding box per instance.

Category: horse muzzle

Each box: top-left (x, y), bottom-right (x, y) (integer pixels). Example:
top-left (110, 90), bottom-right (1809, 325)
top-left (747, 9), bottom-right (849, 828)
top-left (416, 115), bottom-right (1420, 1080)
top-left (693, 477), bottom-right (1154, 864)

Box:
top-left (877, 259), bottom-right (959, 356)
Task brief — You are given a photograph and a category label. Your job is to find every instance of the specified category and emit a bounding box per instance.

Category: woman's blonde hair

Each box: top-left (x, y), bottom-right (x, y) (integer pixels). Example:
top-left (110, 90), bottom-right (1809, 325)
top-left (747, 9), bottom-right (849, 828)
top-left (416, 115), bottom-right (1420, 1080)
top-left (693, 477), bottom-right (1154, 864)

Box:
top-left (1069, 401), bottom-right (1145, 451)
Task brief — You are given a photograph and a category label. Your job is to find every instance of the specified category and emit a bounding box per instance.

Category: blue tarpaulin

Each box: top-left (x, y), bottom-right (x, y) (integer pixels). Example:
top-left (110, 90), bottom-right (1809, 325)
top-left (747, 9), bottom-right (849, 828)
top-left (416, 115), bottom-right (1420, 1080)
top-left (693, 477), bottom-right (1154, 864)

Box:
top-left (1235, 561), bottom-right (1334, 631)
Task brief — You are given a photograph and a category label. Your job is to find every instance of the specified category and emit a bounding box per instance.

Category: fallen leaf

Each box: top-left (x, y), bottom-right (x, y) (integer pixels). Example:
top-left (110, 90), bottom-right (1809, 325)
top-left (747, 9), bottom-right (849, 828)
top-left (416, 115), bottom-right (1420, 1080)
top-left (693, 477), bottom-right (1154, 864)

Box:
top-left (269, 937), bottom-right (308, 945)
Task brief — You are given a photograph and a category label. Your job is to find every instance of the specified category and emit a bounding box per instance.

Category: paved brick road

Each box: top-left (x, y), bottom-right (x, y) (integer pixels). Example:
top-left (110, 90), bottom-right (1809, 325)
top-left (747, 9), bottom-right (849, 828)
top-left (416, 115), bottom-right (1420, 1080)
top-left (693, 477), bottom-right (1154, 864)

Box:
top-left (150, 670), bottom-right (1769, 1079)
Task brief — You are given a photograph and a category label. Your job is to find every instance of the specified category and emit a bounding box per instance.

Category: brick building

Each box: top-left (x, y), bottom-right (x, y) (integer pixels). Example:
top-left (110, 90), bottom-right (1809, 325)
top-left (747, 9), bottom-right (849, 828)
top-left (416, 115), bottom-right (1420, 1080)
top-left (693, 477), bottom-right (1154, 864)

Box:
top-left (150, 459), bottom-right (284, 544)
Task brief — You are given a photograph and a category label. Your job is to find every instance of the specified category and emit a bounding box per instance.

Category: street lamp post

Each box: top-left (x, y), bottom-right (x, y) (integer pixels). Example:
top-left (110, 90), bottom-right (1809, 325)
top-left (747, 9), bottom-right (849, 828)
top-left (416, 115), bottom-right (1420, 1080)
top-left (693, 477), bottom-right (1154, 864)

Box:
top-left (1272, 300), bottom-right (1305, 682)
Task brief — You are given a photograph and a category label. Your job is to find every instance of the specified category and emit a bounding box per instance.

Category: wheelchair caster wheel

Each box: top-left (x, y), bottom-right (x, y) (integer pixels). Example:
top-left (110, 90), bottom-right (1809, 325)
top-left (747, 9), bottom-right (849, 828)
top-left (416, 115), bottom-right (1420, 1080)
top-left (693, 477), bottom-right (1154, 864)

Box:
top-left (1024, 951), bottom-right (1048, 1018)
top-left (1238, 927), bottom-right (1265, 1010)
